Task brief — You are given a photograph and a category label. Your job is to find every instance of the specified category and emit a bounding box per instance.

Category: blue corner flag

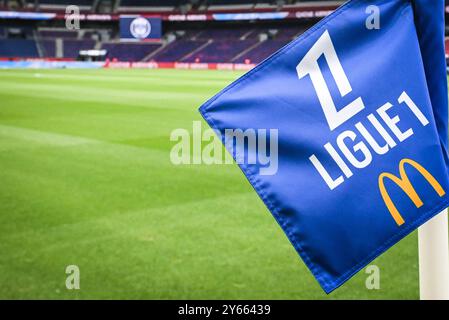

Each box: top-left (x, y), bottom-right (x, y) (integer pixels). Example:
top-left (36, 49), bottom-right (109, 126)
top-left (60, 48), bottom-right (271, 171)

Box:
top-left (199, 0), bottom-right (449, 293)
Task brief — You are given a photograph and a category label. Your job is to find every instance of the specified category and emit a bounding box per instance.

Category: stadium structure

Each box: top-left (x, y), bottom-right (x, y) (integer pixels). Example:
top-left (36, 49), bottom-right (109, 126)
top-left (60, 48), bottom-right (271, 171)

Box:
top-left (0, 0), bottom-right (353, 69)
top-left (1, 0), bottom-right (448, 69)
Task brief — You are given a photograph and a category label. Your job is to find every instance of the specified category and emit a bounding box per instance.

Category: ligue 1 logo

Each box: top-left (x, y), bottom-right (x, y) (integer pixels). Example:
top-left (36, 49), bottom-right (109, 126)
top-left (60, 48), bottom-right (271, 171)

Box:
top-left (130, 17), bottom-right (151, 40)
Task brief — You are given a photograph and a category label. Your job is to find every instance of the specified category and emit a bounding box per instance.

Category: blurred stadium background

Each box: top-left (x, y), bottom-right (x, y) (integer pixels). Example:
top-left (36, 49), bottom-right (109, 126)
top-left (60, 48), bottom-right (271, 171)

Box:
top-left (0, 0), bottom-right (341, 66)
top-left (0, 0), bottom-right (447, 299)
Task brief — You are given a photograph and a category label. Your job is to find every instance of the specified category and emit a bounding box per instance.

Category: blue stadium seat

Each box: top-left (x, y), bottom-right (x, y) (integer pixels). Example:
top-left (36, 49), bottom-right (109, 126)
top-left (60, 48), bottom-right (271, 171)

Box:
top-left (0, 39), bottom-right (39, 58)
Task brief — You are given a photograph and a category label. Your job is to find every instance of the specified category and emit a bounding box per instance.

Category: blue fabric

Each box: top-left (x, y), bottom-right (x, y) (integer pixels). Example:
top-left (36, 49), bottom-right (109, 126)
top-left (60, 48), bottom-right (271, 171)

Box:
top-left (199, 0), bottom-right (449, 293)
top-left (412, 0), bottom-right (449, 156)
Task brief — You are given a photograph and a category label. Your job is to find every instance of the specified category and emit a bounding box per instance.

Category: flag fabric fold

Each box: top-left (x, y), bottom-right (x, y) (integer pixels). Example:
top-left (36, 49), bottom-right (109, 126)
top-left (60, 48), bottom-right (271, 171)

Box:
top-left (199, 0), bottom-right (449, 293)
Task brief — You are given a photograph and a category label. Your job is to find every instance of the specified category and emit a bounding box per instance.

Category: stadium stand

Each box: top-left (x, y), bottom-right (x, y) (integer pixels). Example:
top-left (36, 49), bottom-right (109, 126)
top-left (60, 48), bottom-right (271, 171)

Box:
top-left (6, 0), bottom-right (444, 65)
top-left (196, 28), bottom-right (253, 40)
top-left (183, 39), bottom-right (258, 63)
top-left (40, 39), bottom-right (56, 57)
top-left (234, 39), bottom-right (291, 63)
top-left (62, 39), bottom-right (96, 58)
top-left (151, 39), bottom-right (209, 62)
top-left (0, 21), bottom-right (319, 62)
top-left (0, 39), bottom-right (39, 57)
top-left (101, 42), bottom-right (162, 61)
top-left (39, 30), bottom-right (78, 39)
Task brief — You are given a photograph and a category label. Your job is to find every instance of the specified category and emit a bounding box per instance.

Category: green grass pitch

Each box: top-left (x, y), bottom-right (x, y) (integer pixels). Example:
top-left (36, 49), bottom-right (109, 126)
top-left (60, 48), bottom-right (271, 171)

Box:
top-left (0, 68), bottom-right (424, 299)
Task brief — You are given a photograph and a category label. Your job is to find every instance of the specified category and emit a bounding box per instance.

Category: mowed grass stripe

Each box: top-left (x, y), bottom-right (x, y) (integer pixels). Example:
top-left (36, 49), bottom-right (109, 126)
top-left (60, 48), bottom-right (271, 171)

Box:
top-left (0, 124), bottom-right (100, 147)
top-left (0, 70), bottom-right (239, 88)
top-left (0, 121), bottom-right (250, 233)
top-left (0, 81), bottom-right (210, 108)
top-left (0, 68), bottom-right (245, 81)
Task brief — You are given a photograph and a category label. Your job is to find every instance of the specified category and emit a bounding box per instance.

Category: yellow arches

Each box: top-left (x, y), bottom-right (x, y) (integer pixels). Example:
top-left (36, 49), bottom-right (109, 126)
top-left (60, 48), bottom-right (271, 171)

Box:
top-left (378, 158), bottom-right (445, 226)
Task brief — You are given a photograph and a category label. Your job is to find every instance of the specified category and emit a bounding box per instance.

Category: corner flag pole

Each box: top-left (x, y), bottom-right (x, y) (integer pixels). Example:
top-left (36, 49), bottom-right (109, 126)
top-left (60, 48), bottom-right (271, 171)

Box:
top-left (418, 209), bottom-right (449, 299)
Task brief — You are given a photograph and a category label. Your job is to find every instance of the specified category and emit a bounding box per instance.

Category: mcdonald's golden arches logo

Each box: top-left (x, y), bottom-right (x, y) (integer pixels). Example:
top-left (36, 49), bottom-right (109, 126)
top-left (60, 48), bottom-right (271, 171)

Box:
top-left (378, 158), bottom-right (445, 226)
